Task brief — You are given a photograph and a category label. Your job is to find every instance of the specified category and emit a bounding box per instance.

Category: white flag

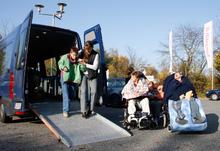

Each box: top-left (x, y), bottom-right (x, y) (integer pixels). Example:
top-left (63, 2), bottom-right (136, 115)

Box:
top-left (169, 30), bottom-right (173, 73)
top-left (204, 21), bottom-right (213, 68)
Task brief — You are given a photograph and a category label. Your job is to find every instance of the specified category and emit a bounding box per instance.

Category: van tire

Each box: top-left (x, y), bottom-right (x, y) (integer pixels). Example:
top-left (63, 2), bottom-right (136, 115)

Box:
top-left (0, 104), bottom-right (12, 123)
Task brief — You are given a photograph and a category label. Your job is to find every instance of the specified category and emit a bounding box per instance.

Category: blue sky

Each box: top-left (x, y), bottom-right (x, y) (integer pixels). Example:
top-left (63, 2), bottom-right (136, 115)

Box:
top-left (0, 0), bottom-right (220, 68)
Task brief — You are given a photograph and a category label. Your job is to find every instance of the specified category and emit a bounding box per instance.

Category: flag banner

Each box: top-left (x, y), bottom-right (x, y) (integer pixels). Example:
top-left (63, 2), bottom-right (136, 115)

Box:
top-left (204, 21), bottom-right (213, 68)
top-left (169, 30), bottom-right (173, 73)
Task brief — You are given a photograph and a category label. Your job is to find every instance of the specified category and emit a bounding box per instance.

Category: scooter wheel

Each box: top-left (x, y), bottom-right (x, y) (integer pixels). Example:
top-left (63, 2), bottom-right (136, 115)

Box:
top-left (167, 125), bottom-right (173, 132)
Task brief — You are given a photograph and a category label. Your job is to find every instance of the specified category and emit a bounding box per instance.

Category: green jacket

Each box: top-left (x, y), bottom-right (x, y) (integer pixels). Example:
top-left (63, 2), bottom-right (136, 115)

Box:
top-left (58, 54), bottom-right (86, 84)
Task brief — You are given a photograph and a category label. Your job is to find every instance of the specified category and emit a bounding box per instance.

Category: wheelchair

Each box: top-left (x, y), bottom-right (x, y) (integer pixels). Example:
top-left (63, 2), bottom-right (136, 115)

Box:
top-left (122, 98), bottom-right (168, 130)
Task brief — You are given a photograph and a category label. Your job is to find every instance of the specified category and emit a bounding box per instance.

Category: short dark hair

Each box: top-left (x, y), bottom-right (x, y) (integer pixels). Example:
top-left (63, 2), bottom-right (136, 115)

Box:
top-left (131, 71), bottom-right (143, 79)
top-left (85, 40), bottom-right (93, 48)
top-left (70, 47), bottom-right (78, 54)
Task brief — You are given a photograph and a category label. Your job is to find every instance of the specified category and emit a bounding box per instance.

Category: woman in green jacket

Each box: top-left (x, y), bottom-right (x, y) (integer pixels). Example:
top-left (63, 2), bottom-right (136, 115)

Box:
top-left (58, 48), bottom-right (86, 117)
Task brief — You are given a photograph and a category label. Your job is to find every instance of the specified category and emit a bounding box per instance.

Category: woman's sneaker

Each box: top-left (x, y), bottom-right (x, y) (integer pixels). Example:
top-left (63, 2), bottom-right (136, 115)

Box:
top-left (63, 112), bottom-right (69, 118)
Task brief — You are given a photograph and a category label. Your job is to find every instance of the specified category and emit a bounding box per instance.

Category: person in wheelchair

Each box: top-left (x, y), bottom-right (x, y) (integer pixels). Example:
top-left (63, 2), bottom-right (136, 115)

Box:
top-left (147, 82), bottom-right (164, 124)
top-left (121, 71), bottom-right (151, 129)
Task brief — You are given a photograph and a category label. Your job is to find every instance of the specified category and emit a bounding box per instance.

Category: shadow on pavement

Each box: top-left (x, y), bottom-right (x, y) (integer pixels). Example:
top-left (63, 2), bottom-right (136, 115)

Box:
top-left (203, 113), bottom-right (219, 134)
top-left (179, 113), bottom-right (219, 135)
top-left (11, 116), bottom-right (43, 124)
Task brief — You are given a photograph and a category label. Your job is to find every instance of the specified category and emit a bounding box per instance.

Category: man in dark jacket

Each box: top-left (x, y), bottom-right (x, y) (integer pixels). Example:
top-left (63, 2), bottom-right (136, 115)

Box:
top-left (163, 72), bottom-right (203, 124)
top-left (163, 72), bottom-right (197, 105)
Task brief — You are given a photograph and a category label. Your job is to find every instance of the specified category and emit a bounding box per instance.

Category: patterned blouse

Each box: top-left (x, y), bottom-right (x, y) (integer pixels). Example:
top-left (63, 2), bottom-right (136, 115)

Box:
top-left (122, 78), bottom-right (149, 100)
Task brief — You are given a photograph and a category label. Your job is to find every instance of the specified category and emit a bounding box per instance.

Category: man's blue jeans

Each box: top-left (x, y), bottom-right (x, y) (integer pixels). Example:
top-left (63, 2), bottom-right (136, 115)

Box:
top-left (61, 77), bottom-right (76, 112)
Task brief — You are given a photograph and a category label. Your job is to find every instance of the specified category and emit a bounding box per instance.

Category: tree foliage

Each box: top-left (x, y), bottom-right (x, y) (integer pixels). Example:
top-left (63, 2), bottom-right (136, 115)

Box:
top-left (189, 72), bottom-right (208, 96)
top-left (105, 49), bottom-right (130, 78)
top-left (144, 65), bottom-right (158, 76)
top-left (214, 51), bottom-right (220, 79)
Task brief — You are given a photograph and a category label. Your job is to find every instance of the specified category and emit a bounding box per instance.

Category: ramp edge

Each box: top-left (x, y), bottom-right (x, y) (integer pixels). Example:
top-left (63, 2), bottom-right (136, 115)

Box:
top-left (30, 107), bottom-right (72, 148)
top-left (96, 113), bottom-right (131, 137)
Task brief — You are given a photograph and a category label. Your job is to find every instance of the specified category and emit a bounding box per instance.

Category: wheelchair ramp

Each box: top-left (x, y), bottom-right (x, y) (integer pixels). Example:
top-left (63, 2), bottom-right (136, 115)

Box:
top-left (30, 101), bottom-right (130, 147)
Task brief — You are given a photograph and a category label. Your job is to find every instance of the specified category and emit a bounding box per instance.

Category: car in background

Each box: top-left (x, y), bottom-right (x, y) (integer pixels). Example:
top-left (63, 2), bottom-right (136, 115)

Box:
top-left (105, 78), bottom-right (126, 107)
top-left (206, 89), bottom-right (220, 100)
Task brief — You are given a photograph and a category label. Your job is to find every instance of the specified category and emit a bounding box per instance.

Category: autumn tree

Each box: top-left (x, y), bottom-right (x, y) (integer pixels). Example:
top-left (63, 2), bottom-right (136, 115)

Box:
top-left (212, 51), bottom-right (220, 88)
top-left (143, 65), bottom-right (158, 82)
top-left (105, 49), bottom-right (130, 78)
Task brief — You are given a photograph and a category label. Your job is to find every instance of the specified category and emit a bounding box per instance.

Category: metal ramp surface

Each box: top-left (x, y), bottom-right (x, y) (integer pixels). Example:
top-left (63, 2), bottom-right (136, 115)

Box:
top-left (30, 101), bottom-right (130, 147)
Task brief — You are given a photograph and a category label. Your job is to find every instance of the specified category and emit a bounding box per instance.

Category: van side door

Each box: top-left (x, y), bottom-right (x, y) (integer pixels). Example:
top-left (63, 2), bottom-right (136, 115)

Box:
top-left (13, 11), bottom-right (33, 111)
top-left (84, 24), bottom-right (107, 104)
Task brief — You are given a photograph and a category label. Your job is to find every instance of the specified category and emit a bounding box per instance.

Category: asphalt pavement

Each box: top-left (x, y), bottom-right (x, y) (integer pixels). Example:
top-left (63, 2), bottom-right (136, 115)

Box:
top-left (0, 100), bottom-right (219, 151)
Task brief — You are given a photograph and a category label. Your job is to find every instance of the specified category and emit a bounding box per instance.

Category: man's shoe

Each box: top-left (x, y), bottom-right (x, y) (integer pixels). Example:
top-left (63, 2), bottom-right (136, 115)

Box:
top-left (82, 112), bottom-right (88, 119)
top-left (90, 111), bottom-right (96, 116)
top-left (63, 112), bottom-right (69, 118)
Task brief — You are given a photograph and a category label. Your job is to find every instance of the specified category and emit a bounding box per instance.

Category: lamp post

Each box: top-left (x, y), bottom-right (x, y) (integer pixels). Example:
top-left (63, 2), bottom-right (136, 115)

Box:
top-left (35, 3), bottom-right (67, 26)
top-left (34, 3), bottom-right (67, 77)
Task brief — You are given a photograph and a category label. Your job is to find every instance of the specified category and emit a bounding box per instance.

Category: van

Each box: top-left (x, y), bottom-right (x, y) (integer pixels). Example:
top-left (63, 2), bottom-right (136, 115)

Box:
top-left (0, 11), bottom-right (106, 122)
top-left (106, 78), bottom-right (125, 107)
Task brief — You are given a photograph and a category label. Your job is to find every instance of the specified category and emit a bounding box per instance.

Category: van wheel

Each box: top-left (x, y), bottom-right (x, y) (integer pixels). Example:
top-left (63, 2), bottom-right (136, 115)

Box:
top-left (0, 104), bottom-right (12, 123)
top-left (211, 94), bottom-right (218, 100)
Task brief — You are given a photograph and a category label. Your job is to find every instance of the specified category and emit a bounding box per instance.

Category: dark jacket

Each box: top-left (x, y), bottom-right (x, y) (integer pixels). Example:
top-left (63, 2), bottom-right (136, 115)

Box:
top-left (87, 50), bottom-right (98, 79)
top-left (79, 50), bottom-right (98, 80)
top-left (163, 75), bottom-right (197, 104)
top-left (163, 74), bottom-right (175, 104)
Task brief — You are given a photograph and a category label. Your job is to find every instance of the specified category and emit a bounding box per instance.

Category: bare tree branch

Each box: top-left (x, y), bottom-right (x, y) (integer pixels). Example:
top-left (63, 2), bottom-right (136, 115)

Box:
top-left (159, 24), bottom-right (205, 76)
top-left (126, 46), bottom-right (147, 71)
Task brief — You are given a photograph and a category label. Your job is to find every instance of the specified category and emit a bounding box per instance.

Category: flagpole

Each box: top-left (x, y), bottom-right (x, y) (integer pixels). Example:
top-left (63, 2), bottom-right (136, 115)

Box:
top-left (169, 30), bottom-right (173, 73)
top-left (212, 55), bottom-right (214, 90)
top-left (212, 66), bottom-right (214, 90)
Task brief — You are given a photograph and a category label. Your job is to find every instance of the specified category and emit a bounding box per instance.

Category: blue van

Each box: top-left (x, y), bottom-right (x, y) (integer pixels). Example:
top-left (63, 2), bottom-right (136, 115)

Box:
top-left (0, 11), bottom-right (106, 122)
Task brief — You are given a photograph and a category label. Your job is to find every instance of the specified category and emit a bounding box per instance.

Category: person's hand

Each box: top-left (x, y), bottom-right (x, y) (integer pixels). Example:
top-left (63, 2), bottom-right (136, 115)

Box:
top-left (63, 66), bottom-right (69, 72)
top-left (179, 94), bottom-right (185, 100)
top-left (79, 59), bottom-right (86, 65)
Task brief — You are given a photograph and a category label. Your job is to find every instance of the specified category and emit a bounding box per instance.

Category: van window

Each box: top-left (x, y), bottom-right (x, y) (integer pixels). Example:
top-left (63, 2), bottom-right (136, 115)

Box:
top-left (44, 57), bottom-right (57, 76)
top-left (16, 16), bottom-right (31, 70)
top-left (93, 43), bottom-right (100, 54)
top-left (16, 30), bottom-right (27, 69)
top-left (0, 43), bottom-right (14, 75)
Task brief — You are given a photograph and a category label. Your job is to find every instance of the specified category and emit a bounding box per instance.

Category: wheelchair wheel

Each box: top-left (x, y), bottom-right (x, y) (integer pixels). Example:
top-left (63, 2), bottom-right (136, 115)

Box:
top-left (162, 113), bottom-right (168, 128)
top-left (123, 121), bottom-right (131, 130)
